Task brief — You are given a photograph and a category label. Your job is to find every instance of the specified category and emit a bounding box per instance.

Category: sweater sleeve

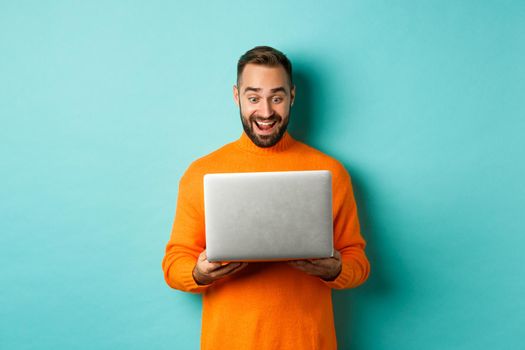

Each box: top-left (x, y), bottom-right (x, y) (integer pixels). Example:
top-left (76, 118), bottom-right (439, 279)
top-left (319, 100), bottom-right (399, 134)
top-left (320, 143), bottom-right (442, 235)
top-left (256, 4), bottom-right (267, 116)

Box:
top-left (322, 165), bottom-right (370, 289)
top-left (162, 166), bottom-right (211, 293)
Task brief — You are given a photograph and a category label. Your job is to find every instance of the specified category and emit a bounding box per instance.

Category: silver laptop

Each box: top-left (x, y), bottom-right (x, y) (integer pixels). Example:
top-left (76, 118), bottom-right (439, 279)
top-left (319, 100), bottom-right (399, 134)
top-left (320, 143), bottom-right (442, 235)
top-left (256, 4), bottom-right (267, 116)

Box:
top-left (203, 170), bottom-right (333, 262)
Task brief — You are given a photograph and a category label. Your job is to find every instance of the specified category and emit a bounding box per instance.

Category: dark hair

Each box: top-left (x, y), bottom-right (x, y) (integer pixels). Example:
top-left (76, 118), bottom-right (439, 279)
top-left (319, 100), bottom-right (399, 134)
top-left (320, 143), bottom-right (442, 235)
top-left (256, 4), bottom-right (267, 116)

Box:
top-left (237, 46), bottom-right (293, 87)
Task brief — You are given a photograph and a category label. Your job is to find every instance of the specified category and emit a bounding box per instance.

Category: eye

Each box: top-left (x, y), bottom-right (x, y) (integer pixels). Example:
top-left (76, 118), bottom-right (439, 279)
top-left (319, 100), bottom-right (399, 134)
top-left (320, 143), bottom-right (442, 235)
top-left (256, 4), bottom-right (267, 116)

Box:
top-left (248, 97), bottom-right (259, 103)
top-left (272, 96), bottom-right (283, 104)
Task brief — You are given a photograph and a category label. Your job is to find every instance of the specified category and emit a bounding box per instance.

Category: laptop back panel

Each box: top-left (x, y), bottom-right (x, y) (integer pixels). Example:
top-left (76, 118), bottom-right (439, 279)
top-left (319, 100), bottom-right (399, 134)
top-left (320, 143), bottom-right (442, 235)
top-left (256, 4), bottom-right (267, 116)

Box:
top-left (204, 170), bottom-right (333, 262)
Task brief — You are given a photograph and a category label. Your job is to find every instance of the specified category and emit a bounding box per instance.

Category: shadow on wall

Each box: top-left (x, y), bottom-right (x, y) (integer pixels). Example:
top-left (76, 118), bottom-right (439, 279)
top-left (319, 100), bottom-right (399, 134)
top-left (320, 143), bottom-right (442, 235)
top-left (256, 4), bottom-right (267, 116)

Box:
top-left (334, 167), bottom-right (393, 349)
top-left (290, 63), bottom-right (392, 349)
top-left (287, 69), bottom-right (313, 143)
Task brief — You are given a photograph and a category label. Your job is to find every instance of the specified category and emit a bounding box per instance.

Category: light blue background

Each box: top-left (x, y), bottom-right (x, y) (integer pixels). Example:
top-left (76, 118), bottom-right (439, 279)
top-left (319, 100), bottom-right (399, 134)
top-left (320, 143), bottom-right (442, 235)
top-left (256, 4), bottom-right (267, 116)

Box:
top-left (1, 1), bottom-right (524, 349)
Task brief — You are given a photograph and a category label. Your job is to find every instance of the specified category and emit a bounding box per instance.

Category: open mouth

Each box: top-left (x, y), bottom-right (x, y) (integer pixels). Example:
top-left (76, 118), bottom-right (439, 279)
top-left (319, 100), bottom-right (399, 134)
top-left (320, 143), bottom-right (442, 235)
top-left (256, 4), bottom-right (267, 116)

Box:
top-left (253, 119), bottom-right (278, 135)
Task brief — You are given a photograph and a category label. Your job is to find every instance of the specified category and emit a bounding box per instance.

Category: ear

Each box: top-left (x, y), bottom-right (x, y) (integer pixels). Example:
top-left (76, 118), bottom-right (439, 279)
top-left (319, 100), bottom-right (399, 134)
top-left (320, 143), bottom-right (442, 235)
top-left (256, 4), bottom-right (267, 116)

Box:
top-left (233, 85), bottom-right (240, 107)
top-left (290, 84), bottom-right (296, 106)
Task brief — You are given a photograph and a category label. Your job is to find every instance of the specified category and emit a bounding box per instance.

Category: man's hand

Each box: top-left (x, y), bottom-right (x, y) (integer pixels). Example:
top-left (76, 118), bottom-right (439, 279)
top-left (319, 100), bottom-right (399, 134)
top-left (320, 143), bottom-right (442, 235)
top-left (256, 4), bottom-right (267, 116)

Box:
top-left (288, 250), bottom-right (342, 281)
top-left (192, 250), bottom-right (249, 285)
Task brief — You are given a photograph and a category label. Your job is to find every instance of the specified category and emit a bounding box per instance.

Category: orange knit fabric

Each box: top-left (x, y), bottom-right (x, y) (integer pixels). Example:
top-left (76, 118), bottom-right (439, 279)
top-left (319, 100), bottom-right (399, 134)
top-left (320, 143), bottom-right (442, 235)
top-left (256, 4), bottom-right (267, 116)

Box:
top-left (162, 132), bottom-right (370, 349)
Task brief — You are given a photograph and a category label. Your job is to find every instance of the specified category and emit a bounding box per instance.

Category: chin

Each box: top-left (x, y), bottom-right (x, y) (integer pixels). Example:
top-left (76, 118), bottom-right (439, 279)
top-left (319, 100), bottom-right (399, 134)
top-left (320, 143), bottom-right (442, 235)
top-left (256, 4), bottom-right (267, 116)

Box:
top-left (249, 124), bottom-right (288, 148)
top-left (239, 109), bottom-right (291, 148)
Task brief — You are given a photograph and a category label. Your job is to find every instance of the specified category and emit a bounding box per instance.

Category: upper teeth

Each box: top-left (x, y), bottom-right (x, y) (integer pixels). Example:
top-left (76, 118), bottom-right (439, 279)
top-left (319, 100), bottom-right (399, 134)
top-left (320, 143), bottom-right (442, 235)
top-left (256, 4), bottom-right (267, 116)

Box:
top-left (258, 121), bottom-right (273, 125)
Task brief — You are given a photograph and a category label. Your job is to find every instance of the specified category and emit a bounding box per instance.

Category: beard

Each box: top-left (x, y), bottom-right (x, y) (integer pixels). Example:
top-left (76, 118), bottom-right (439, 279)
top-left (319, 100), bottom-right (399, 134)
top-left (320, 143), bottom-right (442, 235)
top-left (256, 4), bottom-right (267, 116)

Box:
top-left (239, 105), bottom-right (291, 148)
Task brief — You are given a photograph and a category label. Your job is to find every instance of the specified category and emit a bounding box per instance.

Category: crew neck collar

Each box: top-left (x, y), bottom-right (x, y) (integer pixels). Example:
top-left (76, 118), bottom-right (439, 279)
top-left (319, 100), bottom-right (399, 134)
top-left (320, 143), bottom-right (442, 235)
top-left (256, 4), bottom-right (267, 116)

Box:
top-left (235, 131), bottom-right (296, 155)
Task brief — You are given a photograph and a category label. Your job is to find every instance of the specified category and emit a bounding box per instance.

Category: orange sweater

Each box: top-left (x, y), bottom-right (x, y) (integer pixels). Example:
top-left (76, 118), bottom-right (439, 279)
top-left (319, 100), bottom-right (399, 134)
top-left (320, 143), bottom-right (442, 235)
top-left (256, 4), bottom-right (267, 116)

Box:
top-left (162, 132), bottom-right (370, 349)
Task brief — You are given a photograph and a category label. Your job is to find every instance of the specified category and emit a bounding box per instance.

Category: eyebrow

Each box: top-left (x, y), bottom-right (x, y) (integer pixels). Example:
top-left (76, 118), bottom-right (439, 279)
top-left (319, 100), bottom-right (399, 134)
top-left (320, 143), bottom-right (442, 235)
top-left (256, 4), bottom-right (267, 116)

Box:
top-left (270, 87), bottom-right (287, 94)
top-left (243, 86), bottom-right (287, 94)
top-left (243, 87), bottom-right (261, 93)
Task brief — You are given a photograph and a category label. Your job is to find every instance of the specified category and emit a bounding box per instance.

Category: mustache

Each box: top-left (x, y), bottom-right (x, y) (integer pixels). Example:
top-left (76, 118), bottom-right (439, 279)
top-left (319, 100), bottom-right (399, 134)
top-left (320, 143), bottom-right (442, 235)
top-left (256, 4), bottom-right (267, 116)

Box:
top-left (249, 114), bottom-right (282, 123)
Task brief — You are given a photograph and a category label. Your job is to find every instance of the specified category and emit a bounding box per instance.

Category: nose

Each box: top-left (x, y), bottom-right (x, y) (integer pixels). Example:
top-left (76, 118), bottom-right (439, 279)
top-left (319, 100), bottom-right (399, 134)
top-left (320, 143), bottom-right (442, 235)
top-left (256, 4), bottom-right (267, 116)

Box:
top-left (259, 100), bottom-right (274, 118)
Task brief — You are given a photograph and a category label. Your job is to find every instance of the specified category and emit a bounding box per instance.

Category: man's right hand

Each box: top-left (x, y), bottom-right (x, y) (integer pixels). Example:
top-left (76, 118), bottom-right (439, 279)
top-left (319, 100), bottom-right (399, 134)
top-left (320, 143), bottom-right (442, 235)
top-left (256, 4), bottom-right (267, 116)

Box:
top-left (192, 250), bottom-right (248, 286)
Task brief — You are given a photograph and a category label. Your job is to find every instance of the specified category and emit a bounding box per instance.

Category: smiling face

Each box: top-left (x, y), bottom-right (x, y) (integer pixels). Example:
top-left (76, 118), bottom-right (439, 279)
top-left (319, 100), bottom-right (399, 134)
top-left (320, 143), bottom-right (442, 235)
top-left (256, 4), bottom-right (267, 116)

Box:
top-left (234, 64), bottom-right (295, 148)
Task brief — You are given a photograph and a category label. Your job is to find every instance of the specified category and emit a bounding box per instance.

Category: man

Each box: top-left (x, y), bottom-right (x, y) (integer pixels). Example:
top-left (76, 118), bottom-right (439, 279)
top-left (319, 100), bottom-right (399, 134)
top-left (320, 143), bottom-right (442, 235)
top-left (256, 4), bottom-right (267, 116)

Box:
top-left (162, 46), bottom-right (370, 349)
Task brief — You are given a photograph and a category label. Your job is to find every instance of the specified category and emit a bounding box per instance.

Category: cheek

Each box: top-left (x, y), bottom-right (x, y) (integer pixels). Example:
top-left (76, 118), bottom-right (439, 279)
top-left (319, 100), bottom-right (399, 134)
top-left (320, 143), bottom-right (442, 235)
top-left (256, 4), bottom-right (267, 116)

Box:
top-left (241, 103), bottom-right (257, 116)
top-left (276, 105), bottom-right (290, 117)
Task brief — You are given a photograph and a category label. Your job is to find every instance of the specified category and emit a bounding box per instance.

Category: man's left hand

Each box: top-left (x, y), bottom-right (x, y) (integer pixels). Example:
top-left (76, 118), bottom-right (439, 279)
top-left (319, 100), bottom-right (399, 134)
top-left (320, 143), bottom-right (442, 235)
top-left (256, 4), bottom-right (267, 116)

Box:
top-left (287, 250), bottom-right (342, 281)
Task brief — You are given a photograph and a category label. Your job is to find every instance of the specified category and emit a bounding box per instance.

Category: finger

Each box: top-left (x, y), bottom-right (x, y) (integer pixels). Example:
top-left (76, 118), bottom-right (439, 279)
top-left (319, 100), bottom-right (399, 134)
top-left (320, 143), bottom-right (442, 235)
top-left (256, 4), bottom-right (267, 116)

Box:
top-left (289, 260), bottom-right (331, 276)
top-left (333, 250), bottom-right (341, 260)
top-left (308, 250), bottom-right (341, 263)
top-left (210, 262), bottom-right (243, 278)
top-left (202, 260), bottom-right (224, 273)
top-left (287, 261), bottom-right (302, 268)
top-left (226, 262), bottom-right (249, 275)
top-left (299, 258), bottom-right (326, 266)
top-left (288, 262), bottom-right (308, 271)
top-left (288, 259), bottom-right (311, 265)
top-left (199, 251), bottom-right (227, 273)
top-left (206, 264), bottom-right (223, 273)
top-left (234, 262), bottom-right (249, 269)
top-left (292, 265), bottom-right (324, 276)
top-left (215, 262), bottom-right (249, 280)
top-left (288, 260), bottom-right (313, 267)
top-left (308, 255), bottom-right (340, 267)
top-left (288, 260), bottom-right (317, 272)
top-left (308, 259), bottom-right (333, 268)
top-left (198, 250), bottom-right (208, 262)
top-left (214, 261), bottom-right (237, 270)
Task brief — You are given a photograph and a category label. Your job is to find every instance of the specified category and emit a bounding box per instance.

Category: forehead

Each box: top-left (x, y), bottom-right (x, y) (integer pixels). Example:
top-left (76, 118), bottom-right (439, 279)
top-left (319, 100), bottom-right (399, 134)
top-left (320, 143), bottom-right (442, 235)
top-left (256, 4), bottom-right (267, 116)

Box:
top-left (239, 64), bottom-right (290, 91)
